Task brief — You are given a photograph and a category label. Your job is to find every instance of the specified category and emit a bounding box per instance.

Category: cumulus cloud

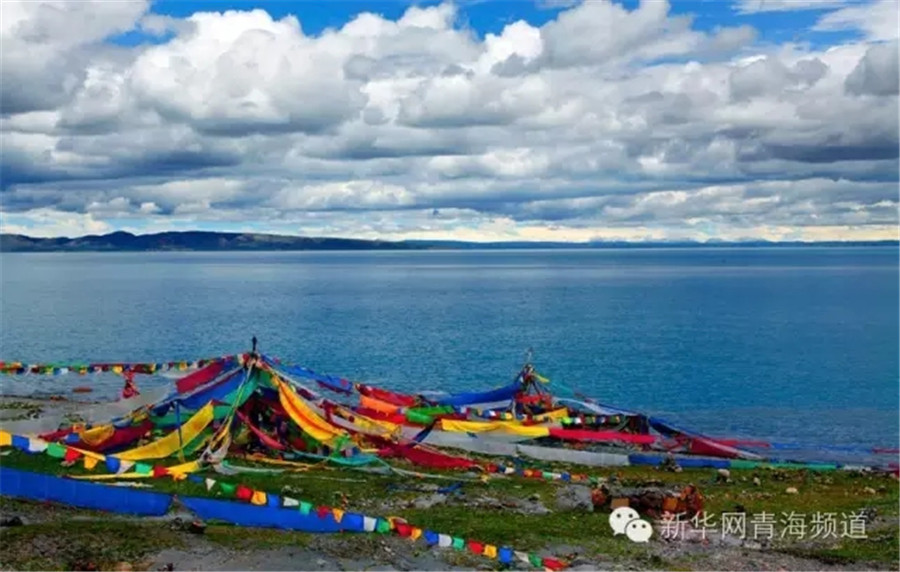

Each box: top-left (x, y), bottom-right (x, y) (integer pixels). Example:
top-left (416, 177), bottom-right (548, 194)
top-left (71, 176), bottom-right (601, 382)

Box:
top-left (0, 0), bottom-right (897, 242)
top-left (0, 1), bottom-right (150, 114)
top-left (845, 41), bottom-right (900, 95)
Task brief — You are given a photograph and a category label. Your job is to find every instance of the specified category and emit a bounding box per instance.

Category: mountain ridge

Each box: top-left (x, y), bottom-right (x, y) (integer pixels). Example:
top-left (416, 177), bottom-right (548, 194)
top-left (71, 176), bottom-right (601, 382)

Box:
top-left (1, 231), bottom-right (896, 252)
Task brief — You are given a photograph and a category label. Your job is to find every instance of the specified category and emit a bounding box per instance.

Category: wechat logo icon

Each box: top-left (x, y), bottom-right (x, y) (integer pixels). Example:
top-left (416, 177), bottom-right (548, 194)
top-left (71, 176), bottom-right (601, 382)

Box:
top-left (609, 506), bottom-right (653, 543)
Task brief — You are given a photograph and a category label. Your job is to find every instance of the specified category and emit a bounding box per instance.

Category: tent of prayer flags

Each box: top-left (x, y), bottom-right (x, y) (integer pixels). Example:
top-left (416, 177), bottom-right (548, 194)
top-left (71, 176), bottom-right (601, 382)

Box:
top-left (2, 350), bottom-right (896, 475)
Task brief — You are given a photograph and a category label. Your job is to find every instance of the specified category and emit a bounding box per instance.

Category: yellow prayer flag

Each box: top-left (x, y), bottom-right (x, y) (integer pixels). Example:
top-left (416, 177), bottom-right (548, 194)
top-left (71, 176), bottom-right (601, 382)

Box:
top-left (0, 431), bottom-right (11, 447)
top-left (484, 545), bottom-right (498, 559)
top-left (250, 490), bottom-right (267, 506)
top-left (83, 456), bottom-right (99, 470)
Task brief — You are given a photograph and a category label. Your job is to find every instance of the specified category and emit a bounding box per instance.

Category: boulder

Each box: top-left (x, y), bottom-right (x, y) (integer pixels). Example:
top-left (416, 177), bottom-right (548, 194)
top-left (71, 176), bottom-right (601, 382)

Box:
top-left (555, 485), bottom-right (594, 512)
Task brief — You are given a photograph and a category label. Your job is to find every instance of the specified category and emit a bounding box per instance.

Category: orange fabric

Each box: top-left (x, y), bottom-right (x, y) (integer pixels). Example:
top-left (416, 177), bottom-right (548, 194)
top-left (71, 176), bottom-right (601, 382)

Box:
top-left (359, 394), bottom-right (401, 415)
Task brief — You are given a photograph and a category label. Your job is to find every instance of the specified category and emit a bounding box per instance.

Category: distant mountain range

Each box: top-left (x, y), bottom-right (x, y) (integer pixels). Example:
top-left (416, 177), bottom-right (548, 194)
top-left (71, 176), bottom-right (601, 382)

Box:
top-left (0, 231), bottom-right (896, 252)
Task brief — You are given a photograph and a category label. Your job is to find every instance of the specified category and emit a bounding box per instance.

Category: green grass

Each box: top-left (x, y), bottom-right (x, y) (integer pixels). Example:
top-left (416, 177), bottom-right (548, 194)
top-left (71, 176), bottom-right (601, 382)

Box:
top-left (0, 518), bottom-right (186, 571)
top-left (203, 524), bottom-right (314, 550)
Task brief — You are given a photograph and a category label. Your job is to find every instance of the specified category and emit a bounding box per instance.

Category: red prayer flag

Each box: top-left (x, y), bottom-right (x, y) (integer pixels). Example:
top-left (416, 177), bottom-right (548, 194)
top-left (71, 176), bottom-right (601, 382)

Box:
top-left (235, 484), bottom-right (253, 501)
top-left (542, 557), bottom-right (566, 571)
top-left (176, 361), bottom-right (226, 394)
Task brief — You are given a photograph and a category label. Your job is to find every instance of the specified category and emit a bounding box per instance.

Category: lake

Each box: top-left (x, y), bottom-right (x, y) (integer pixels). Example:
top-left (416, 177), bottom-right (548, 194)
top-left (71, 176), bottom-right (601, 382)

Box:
top-left (1, 247), bottom-right (897, 458)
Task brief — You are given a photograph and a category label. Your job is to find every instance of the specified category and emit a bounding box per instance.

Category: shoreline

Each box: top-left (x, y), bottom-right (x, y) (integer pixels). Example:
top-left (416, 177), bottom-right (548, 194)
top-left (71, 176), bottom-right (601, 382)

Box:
top-left (1, 398), bottom-right (898, 572)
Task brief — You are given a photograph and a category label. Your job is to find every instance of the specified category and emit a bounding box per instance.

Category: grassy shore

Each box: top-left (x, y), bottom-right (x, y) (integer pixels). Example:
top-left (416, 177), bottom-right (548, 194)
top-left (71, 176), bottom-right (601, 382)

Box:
top-left (1, 397), bottom-right (898, 570)
top-left (1, 442), bottom-right (898, 571)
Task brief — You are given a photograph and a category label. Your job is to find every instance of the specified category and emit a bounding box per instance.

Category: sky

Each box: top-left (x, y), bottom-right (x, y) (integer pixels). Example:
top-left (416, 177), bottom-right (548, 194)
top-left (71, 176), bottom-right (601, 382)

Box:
top-left (0, 0), bottom-right (898, 242)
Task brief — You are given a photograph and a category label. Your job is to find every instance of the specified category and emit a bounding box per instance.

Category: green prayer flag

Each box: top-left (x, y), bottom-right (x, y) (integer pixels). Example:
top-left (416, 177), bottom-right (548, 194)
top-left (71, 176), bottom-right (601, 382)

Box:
top-left (219, 482), bottom-right (236, 496)
top-left (135, 463), bottom-right (152, 475)
top-left (529, 554), bottom-right (542, 567)
top-left (452, 537), bottom-right (465, 550)
top-left (46, 443), bottom-right (66, 458)
top-left (299, 501), bottom-right (312, 515)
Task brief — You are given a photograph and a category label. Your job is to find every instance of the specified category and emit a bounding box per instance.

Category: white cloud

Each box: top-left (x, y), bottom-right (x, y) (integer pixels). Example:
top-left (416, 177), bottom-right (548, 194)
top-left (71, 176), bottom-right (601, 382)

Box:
top-left (0, 208), bottom-right (112, 237)
top-left (814, 0), bottom-right (900, 41)
top-left (844, 41), bottom-right (900, 95)
top-left (734, 0), bottom-right (853, 14)
top-left (0, 0), bottom-right (897, 242)
top-left (0, 0), bottom-right (150, 114)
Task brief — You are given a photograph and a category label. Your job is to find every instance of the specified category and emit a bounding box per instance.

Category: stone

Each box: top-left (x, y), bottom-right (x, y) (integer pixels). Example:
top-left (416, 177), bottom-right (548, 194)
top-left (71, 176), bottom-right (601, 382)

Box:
top-left (860, 507), bottom-right (878, 522)
top-left (0, 516), bottom-right (23, 527)
top-left (716, 469), bottom-right (731, 483)
top-left (555, 485), bottom-right (594, 512)
top-left (412, 493), bottom-right (447, 510)
top-left (660, 454), bottom-right (681, 472)
top-left (188, 520), bottom-right (206, 534)
top-left (517, 497), bottom-right (552, 515)
top-left (863, 486), bottom-right (877, 494)
top-left (785, 487), bottom-right (798, 494)
top-left (752, 477), bottom-right (761, 486)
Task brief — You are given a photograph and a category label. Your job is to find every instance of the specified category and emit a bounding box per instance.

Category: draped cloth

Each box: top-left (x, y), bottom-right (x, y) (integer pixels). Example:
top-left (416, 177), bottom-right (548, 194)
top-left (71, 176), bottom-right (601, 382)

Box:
top-left (273, 376), bottom-right (347, 445)
top-left (115, 403), bottom-right (215, 461)
top-left (439, 419), bottom-right (551, 438)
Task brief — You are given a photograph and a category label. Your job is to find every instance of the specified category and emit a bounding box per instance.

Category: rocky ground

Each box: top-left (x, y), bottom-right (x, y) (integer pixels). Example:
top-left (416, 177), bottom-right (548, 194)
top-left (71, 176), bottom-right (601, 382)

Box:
top-left (2, 492), bottom-right (896, 572)
top-left (1, 396), bottom-right (898, 571)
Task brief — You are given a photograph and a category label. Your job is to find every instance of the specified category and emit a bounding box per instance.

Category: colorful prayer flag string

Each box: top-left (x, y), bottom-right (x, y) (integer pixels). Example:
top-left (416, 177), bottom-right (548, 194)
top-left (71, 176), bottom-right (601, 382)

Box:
top-left (0, 429), bottom-right (570, 570)
top-left (0, 355), bottom-right (240, 376)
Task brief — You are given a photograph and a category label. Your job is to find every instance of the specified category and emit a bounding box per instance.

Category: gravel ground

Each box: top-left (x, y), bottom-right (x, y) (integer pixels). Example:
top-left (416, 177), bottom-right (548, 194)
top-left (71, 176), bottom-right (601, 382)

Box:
top-left (2, 396), bottom-right (897, 571)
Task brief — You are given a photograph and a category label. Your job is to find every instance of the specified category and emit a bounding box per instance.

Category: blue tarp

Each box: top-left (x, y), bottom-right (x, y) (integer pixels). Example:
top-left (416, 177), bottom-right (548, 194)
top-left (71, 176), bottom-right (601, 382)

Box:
top-left (627, 453), bottom-right (731, 469)
top-left (269, 360), bottom-right (354, 394)
top-left (433, 381), bottom-right (521, 407)
top-left (0, 467), bottom-right (172, 516)
top-left (179, 368), bottom-right (245, 410)
top-left (180, 496), bottom-right (364, 533)
top-left (150, 366), bottom-right (243, 417)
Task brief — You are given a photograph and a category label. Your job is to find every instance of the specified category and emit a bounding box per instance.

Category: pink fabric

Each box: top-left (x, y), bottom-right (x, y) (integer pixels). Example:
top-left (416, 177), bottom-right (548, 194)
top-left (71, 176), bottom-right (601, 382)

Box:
top-left (377, 443), bottom-right (478, 470)
top-left (548, 428), bottom-right (656, 445)
top-left (176, 361), bottom-right (227, 394)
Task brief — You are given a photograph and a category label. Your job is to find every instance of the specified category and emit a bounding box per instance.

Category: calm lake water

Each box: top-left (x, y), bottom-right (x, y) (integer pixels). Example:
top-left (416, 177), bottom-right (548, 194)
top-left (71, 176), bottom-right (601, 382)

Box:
top-left (1, 247), bottom-right (897, 455)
